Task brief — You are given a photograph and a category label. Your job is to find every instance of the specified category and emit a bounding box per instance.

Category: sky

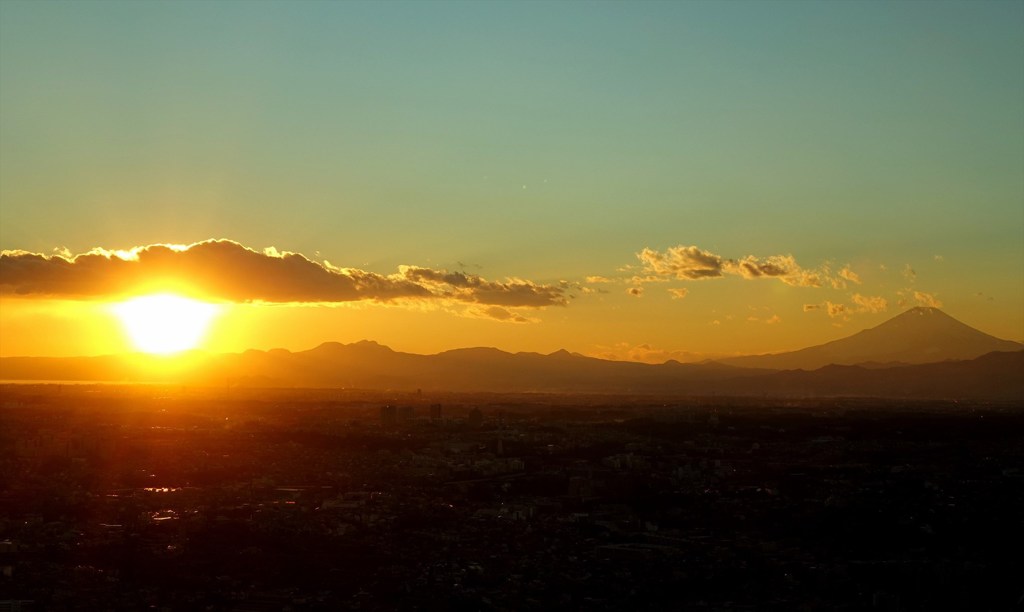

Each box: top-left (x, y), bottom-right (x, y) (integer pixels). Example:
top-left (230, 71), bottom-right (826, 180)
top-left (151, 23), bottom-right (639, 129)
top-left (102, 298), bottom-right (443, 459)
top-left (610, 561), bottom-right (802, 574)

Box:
top-left (1, 0), bottom-right (1022, 359)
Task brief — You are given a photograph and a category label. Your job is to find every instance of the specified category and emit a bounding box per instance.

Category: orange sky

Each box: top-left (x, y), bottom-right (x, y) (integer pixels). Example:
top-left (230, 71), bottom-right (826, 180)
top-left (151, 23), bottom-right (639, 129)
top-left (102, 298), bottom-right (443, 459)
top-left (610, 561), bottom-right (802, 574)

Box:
top-left (1, 3), bottom-right (1022, 359)
top-left (1, 239), bottom-right (1020, 360)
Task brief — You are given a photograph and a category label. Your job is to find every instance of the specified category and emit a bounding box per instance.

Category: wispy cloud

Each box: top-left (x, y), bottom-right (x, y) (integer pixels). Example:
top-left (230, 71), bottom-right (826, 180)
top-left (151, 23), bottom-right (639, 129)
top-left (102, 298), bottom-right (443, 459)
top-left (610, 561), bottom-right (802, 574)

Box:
top-left (667, 287), bottom-right (689, 300)
top-left (838, 266), bottom-right (861, 285)
top-left (896, 289), bottom-right (943, 309)
top-left (851, 293), bottom-right (888, 313)
top-left (912, 290), bottom-right (942, 308)
top-left (588, 342), bottom-right (731, 364)
top-left (466, 305), bottom-right (533, 323)
top-left (806, 293), bottom-right (887, 318)
top-left (0, 240), bottom-right (569, 311)
top-left (826, 302), bottom-right (847, 318)
top-left (399, 265), bottom-right (567, 308)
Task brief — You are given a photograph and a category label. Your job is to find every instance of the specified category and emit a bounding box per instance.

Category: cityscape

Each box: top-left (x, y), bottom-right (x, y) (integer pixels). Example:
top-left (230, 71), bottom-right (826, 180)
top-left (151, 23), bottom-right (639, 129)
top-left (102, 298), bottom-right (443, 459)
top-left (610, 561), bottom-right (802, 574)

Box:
top-left (2, 385), bottom-right (1022, 610)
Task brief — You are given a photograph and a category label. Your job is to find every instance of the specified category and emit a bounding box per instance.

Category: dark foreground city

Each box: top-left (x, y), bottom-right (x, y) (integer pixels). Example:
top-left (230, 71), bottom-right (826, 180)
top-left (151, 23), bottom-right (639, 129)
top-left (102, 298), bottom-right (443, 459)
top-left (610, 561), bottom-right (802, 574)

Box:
top-left (1, 384), bottom-right (1021, 611)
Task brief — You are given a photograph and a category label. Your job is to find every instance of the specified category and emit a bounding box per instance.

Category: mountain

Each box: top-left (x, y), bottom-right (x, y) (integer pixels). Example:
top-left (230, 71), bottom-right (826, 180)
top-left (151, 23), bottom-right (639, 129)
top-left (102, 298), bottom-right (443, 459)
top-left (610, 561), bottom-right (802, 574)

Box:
top-left (2, 307), bottom-right (1022, 400)
top-left (719, 307), bottom-right (1023, 370)
top-left (3, 343), bottom-right (1022, 401)
top-left (0, 343), bottom-right (765, 394)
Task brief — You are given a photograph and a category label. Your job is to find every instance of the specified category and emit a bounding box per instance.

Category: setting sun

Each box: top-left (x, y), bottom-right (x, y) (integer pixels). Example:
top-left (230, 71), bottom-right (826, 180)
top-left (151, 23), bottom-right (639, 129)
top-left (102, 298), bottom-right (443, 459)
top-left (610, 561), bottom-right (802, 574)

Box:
top-left (112, 294), bottom-right (220, 354)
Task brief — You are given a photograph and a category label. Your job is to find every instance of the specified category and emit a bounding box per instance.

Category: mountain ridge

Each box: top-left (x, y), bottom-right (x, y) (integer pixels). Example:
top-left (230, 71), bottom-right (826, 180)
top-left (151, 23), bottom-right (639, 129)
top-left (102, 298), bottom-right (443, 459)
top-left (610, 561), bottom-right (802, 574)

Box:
top-left (718, 307), bottom-right (1022, 370)
top-left (2, 308), bottom-right (1021, 400)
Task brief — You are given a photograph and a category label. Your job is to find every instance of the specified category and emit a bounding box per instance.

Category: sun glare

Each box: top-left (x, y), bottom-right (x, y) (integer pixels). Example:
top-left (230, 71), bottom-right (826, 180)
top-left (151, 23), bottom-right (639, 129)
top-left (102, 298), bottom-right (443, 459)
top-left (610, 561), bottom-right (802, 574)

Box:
top-left (112, 294), bottom-right (220, 355)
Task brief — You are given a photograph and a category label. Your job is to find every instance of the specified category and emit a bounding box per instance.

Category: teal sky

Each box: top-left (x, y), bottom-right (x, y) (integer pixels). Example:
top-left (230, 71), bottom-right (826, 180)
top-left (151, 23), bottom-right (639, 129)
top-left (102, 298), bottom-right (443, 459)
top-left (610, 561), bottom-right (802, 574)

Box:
top-left (2, 0), bottom-right (1022, 356)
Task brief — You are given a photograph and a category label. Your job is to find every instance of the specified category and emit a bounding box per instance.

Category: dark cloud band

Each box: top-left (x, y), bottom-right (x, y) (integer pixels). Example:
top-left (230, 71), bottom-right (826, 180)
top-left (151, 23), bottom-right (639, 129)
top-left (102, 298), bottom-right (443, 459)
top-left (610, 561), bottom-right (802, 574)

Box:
top-left (0, 240), bottom-right (568, 309)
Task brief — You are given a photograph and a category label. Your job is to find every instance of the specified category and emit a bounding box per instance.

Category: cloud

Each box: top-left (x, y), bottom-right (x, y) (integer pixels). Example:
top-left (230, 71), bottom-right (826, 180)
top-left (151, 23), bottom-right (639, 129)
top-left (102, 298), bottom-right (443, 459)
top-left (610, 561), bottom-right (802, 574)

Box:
top-left (838, 266), bottom-right (861, 285)
top-left (466, 305), bottom-right (532, 323)
top-left (807, 294), bottom-right (886, 317)
top-left (588, 342), bottom-right (731, 364)
top-left (0, 239), bottom-right (568, 309)
top-left (627, 286), bottom-right (644, 297)
top-left (896, 289), bottom-right (944, 309)
top-left (637, 246), bottom-right (725, 280)
top-left (913, 290), bottom-right (942, 308)
top-left (851, 293), bottom-right (888, 313)
top-left (780, 269), bottom-right (823, 288)
top-left (727, 254), bottom-right (820, 287)
top-left (766, 314), bottom-right (781, 324)
top-left (638, 245), bottom-right (822, 287)
top-left (826, 301), bottom-right (847, 318)
top-left (902, 264), bottom-right (916, 282)
top-left (667, 287), bottom-right (689, 300)
top-left (629, 274), bottom-right (669, 284)
top-left (398, 265), bottom-right (566, 308)
top-left (728, 255), bottom-right (793, 279)
top-left (585, 275), bottom-right (612, 283)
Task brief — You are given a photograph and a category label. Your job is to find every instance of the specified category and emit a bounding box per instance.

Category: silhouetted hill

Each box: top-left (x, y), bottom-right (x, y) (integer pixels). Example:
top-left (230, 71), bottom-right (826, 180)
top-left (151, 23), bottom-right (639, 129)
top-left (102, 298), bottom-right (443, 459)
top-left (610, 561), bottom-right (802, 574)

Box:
top-left (720, 307), bottom-right (1022, 370)
top-left (727, 350), bottom-right (1024, 400)
top-left (3, 308), bottom-right (1022, 400)
top-left (1, 341), bottom-right (762, 393)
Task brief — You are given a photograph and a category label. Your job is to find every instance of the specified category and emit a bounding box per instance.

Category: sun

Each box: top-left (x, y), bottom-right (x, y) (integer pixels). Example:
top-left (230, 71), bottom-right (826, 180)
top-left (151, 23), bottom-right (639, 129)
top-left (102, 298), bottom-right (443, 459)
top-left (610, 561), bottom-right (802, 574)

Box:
top-left (112, 294), bottom-right (221, 355)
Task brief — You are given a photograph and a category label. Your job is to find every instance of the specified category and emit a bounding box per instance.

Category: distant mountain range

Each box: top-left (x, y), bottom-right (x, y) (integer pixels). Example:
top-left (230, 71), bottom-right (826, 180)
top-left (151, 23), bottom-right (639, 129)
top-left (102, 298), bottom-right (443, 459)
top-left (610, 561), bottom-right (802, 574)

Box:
top-left (2, 307), bottom-right (1021, 400)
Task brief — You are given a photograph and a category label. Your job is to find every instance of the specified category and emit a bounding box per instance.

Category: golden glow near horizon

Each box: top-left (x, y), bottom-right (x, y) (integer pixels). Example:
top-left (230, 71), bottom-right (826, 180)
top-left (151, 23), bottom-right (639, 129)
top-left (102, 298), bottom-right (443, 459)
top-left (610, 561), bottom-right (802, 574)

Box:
top-left (1, 3), bottom-right (1022, 359)
top-left (111, 294), bottom-right (220, 355)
